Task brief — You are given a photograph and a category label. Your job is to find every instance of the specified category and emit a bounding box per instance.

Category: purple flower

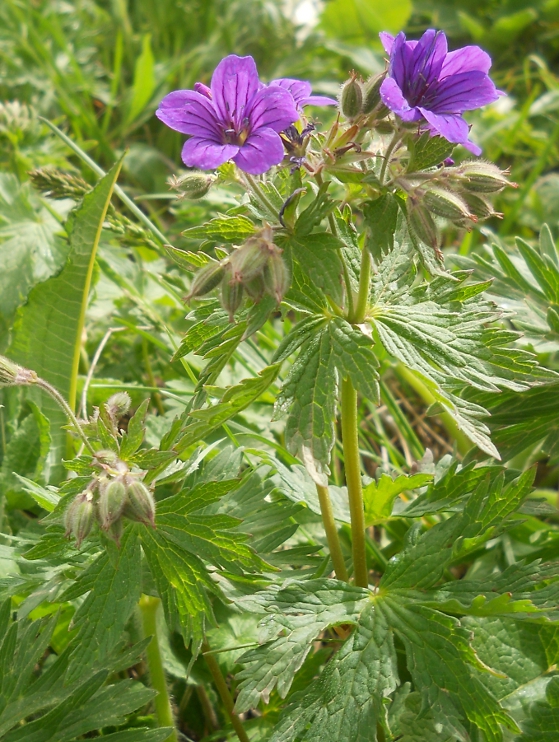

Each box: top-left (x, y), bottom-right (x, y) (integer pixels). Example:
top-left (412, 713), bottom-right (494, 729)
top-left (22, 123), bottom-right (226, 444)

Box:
top-left (379, 29), bottom-right (500, 155)
top-left (156, 55), bottom-right (299, 175)
top-left (268, 78), bottom-right (337, 112)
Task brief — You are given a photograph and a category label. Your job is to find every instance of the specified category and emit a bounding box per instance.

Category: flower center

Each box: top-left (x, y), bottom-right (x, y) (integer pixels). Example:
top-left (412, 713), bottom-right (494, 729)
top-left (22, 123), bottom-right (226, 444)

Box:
top-left (222, 117), bottom-right (250, 146)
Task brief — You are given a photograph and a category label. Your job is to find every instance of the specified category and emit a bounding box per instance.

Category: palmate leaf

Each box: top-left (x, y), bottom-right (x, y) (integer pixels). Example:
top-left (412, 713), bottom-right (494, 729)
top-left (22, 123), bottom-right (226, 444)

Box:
top-left (369, 223), bottom-right (552, 457)
top-left (282, 232), bottom-right (345, 306)
top-left (0, 600), bottom-right (167, 741)
top-left (58, 527), bottom-right (142, 682)
top-left (275, 317), bottom-right (380, 483)
top-left (141, 479), bottom-right (265, 646)
top-left (9, 159), bottom-right (122, 480)
top-left (234, 468), bottom-right (556, 741)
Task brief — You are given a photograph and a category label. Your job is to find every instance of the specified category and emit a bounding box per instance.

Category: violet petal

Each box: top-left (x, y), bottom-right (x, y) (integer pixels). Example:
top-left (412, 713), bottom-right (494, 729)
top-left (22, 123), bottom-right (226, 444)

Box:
top-left (430, 71), bottom-right (500, 113)
top-left (418, 108), bottom-right (470, 145)
top-left (232, 128), bottom-right (285, 175)
top-left (441, 46), bottom-right (492, 78)
top-left (379, 32), bottom-right (395, 55)
top-left (211, 55), bottom-right (260, 130)
top-left (247, 86), bottom-right (299, 133)
top-left (156, 90), bottom-right (221, 139)
top-left (181, 138), bottom-right (239, 169)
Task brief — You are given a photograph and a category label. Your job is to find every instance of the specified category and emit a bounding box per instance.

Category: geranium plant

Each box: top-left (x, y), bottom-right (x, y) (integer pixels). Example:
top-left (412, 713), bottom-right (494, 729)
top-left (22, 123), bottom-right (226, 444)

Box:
top-left (1, 27), bottom-right (559, 742)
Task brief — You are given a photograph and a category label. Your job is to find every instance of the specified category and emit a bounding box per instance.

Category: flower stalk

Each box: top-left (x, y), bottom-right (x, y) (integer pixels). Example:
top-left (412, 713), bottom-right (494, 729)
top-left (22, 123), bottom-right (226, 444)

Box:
top-left (316, 484), bottom-right (349, 581)
top-left (139, 595), bottom-right (178, 742)
top-left (202, 642), bottom-right (250, 742)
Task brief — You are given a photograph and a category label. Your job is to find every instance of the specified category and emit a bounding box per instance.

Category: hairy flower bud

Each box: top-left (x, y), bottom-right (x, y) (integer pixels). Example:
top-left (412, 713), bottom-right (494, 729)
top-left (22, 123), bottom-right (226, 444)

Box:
top-left (263, 251), bottom-right (289, 303)
top-left (461, 192), bottom-right (502, 221)
top-left (94, 449), bottom-right (120, 466)
top-left (64, 491), bottom-right (95, 548)
top-left (340, 74), bottom-right (363, 119)
top-left (244, 274), bottom-right (265, 301)
top-left (362, 73), bottom-right (386, 115)
top-left (186, 261), bottom-right (226, 301)
top-left (106, 392), bottom-right (131, 420)
top-left (229, 238), bottom-right (269, 283)
top-left (168, 171), bottom-right (215, 199)
top-left (221, 269), bottom-right (244, 321)
top-left (107, 517), bottom-right (124, 547)
top-left (407, 201), bottom-right (442, 254)
top-left (98, 477), bottom-right (128, 530)
top-left (456, 161), bottom-right (513, 193)
top-left (422, 187), bottom-right (475, 222)
top-left (0, 355), bottom-right (38, 386)
top-left (124, 479), bottom-right (156, 527)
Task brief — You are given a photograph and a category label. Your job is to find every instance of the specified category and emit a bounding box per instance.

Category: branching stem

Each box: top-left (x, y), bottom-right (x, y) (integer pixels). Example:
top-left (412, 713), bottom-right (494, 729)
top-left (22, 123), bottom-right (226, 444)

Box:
top-left (341, 378), bottom-right (368, 588)
top-left (203, 642), bottom-right (250, 742)
top-left (316, 484), bottom-right (349, 581)
top-left (244, 173), bottom-right (278, 218)
top-left (139, 595), bottom-right (178, 742)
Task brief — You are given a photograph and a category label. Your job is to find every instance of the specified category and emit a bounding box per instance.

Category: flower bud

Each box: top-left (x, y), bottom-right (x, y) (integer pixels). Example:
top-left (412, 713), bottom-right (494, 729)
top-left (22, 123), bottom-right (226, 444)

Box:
top-left (340, 74), bottom-right (363, 119)
top-left (456, 161), bottom-right (513, 193)
top-left (362, 73), bottom-right (386, 115)
top-left (0, 355), bottom-right (38, 386)
top-left (124, 479), bottom-right (156, 527)
top-left (186, 261), bottom-right (226, 301)
top-left (107, 517), bottom-right (124, 547)
top-left (229, 238), bottom-right (269, 283)
top-left (244, 274), bottom-right (265, 301)
top-left (221, 270), bottom-right (244, 321)
top-left (98, 477), bottom-right (128, 529)
top-left (461, 192), bottom-right (501, 221)
top-left (422, 187), bottom-right (475, 222)
top-left (407, 201), bottom-right (441, 253)
top-left (263, 251), bottom-right (289, 303)
top-left (106, 392), bottom-right (131, 420)
top-left (94, 449), bottom-right (119, 466)
top-left (168, 171), bottom-right (215, 199)
top-left (64, 491), bottom-right (95, 548)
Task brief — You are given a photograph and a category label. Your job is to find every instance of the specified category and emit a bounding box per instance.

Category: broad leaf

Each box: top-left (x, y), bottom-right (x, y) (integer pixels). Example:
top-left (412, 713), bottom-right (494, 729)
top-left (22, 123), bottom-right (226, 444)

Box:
top-left (9, 160), bottom-right (123, 480)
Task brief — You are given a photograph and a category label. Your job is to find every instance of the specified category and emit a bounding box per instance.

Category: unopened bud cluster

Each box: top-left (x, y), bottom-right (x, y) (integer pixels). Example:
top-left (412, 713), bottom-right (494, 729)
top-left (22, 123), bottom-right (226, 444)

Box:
top-left (64, 452), bottom-right (155, 548)
top-left (339, 72), bottom-right (388, 121)
top-left (403, 161), bottom-right (514, 253)
top-left (186, 225), bottom-right (289, 320)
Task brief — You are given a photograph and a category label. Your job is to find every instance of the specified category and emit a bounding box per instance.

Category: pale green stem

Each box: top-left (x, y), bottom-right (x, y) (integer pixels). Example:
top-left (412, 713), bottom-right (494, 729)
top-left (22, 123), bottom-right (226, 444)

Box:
top-left (202, 642), bottom-right (250, 742)
top-left (35, 378), bottom-right (96, 457)
top-left (351, 245), bottom-right (371, 325)
top-left (244, 173), bottom-right (278, 218)
top-left (341, 377), bottom-right (368, 588)
top-left (379, 131), bottom-right (403, 185)
top-left (394, 363), bottom-right (471, 456)
top-left (316, 484), bottom-right (349, 581)
top-left (340, 235), bottom-right (372, 588)
top-left (139, 595), bottom-right (178, 742)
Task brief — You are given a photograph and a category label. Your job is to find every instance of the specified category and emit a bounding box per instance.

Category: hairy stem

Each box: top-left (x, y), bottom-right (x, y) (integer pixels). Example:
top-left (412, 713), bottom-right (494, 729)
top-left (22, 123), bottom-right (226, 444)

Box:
top-left (202, 642), bottom-right (250, 742)
top-left (316, 484), bottom-right (349, 581)
top-left (139, 595), bottom-right (178, 742)
top-left (35, 378), bottom-right (96, 456)
top-left (244, 173), bottom-right (278, 218)
top-left (351, 245), bottom-right (371, 325)
top-left (341, 377), bottom-right (368, 588)
top-left (379, 131), bottom-right (403, 185)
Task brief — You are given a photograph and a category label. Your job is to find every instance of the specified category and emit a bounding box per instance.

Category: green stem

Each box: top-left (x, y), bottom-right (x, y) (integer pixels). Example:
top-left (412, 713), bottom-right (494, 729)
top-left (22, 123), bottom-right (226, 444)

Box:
top-left (351, 246), bottom-right (371, 324)
top-left (244, 173), bottom-right (277, 218)
top-left (316, 484), bottom-right (349, 581)
top-left (379, 131), bottom-right (403, 184)
top-left (35, 378), bottom-right (96, 457)
top-left (341, 377), bottom-right (368, 588)
top-left (139, 595), bottom-right (178, 742)
top-left (203, 642), bottom-right (250, 742)
top-left (395, 363), bottom-right (471, 456)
